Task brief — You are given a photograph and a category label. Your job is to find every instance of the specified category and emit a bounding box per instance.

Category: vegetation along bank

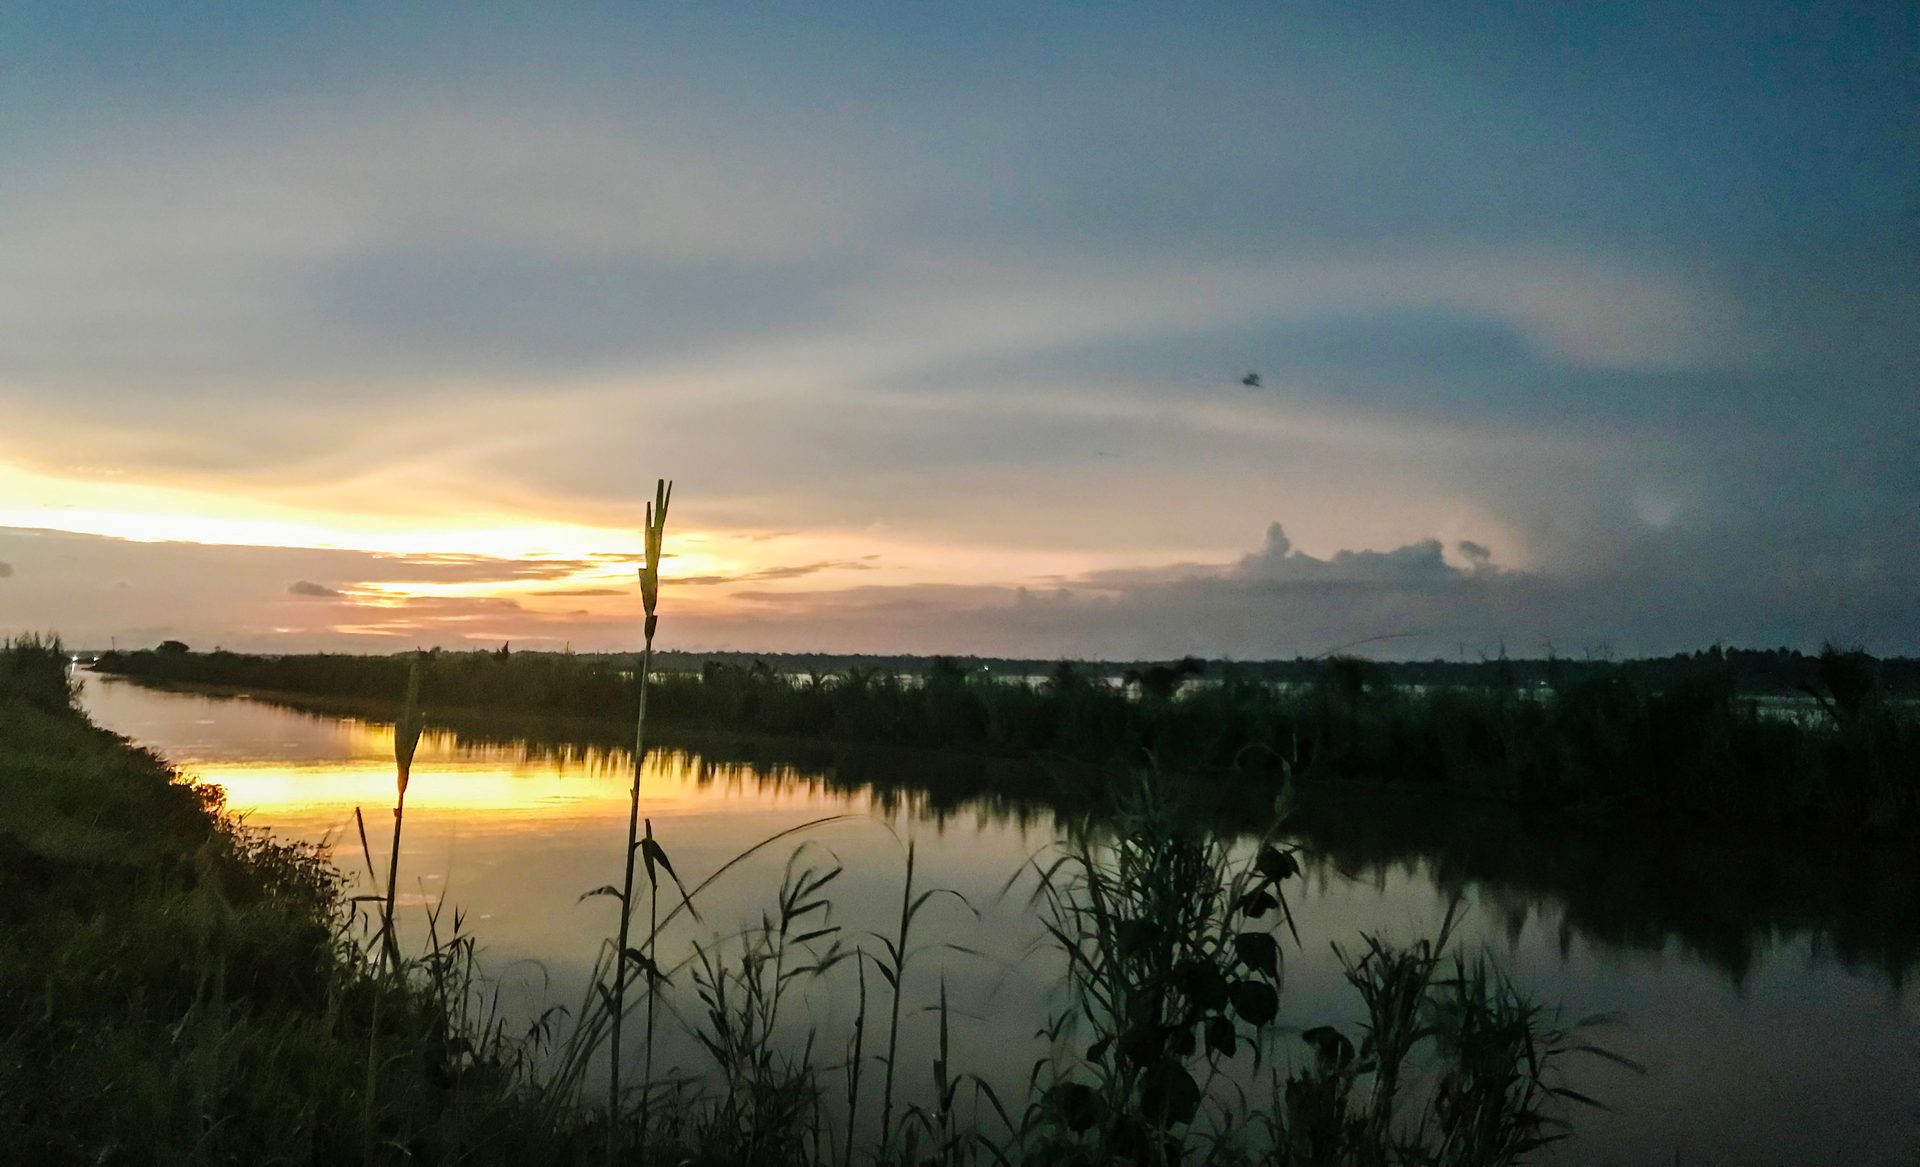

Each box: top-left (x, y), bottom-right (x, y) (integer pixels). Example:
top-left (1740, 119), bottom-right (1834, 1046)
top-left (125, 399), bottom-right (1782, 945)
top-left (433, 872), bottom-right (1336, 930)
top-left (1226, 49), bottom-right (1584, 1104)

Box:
top-left (94, 643), bottom-right (1920, 838)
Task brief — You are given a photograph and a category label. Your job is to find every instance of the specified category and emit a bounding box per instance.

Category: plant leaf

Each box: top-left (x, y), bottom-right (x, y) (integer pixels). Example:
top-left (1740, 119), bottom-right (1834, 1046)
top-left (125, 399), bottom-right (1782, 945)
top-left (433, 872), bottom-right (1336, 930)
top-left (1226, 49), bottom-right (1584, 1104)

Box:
top-left (1229, 979), bottom-right (1278, 1026)
top-left (1205, 1016), bottom-right (1236, 1059)
top-left (1234, 931), bottom-right (1281, 979)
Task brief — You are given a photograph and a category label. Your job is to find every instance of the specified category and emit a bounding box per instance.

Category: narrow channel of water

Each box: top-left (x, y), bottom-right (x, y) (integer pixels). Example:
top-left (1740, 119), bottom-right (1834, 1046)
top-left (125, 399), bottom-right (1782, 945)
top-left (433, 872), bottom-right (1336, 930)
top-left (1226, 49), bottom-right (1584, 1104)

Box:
top-left (80, 674), bottom-right (1920, 1164)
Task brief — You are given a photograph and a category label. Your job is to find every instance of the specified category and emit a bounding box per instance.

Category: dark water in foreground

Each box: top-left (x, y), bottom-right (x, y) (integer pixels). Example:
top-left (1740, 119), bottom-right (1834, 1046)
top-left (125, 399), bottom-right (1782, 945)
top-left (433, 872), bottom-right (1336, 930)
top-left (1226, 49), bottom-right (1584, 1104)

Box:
top-left (81, 675), bottom-right (1920, 1165)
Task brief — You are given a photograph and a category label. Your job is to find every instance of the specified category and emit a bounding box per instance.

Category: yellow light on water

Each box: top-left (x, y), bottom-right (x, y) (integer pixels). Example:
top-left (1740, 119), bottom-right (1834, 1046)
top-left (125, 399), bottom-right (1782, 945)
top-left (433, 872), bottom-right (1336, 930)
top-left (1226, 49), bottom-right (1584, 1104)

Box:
top-left (193, 750), bottom-right (851, 825)
top-left (196, 761), bottom-right (632, 818)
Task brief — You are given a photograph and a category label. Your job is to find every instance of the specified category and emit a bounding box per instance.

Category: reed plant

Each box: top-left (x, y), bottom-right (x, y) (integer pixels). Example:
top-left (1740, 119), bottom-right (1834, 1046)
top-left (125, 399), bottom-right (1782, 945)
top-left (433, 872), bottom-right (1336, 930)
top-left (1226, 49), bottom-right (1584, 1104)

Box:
top-left (840, 958), bottom-right (868, 1167)
top-left (378, 654), bottom-right (427, 974)
top-left (1264, 944), bottom-right (1632, 1166)
top-left (1018, 777), bottom-right (1300, 1165)
top-left (611, 478), bottom-right (672, 1140)
top-left (864, 837), bottom-right (983, 1158)
top-left (989, 774), bottom-right (1636, 1167)
top-left (679, 844), bottom-right (848, 1162)
top-left (357, 654), bottom-right (429, 1160)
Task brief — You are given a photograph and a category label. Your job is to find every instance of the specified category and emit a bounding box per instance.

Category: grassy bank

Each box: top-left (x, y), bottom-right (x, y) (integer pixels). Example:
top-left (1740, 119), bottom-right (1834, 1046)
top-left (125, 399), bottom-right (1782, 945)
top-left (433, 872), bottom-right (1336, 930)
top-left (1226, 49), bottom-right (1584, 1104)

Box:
top-left (95, 645), bottom-right (1920, 837)
top-left (0, 636), bottom-right (598, 1164)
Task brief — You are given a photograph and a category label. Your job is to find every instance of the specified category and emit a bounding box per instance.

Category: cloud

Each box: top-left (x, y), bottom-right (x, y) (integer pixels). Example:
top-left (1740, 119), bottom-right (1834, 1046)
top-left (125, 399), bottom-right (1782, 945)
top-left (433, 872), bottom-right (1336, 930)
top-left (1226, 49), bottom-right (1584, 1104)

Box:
top-left (853, 250), bottom-right (1744, 379)
top-left (369, 554), bottom-right (605, 582)
top-left (323, 593), bottom-right (570, 641)
top-left (1068, 524), bottom-right (1475, 594)
top-left (2, 518), bottom-right (1913, 658)
top-left (0, 83), bottom-right (1866, 606)
top-left (1231, 523), bottom-right (1460, 585)
top-left (0, 11), bottom-right (1908, 662)
top-left (1451, 541), bottom-right (1497, 571)
top-left (665, 518), bottom-right (1916, 659)
top-left (387, 595), bottom-right (526, 614)
top-left (0, 75), bottom-right (1754, 512)
top-left (0, 102), bottom-right (878, 407)
top-left (0, 526), bottom-right (640, 650)
top-left (676, 559), bottom-right (880, 588)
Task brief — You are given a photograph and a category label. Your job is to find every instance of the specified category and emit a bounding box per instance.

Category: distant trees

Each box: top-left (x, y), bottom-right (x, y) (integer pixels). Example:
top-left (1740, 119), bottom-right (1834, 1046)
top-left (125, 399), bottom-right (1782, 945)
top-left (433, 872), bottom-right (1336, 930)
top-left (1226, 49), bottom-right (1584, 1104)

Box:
top-left (89, 644), bottom-right (1920, 838)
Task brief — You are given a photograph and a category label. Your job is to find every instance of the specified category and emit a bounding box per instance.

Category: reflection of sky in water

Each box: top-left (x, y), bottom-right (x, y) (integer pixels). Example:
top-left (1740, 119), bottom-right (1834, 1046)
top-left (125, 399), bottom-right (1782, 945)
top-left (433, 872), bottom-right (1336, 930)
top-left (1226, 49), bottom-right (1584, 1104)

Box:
top-left (81, 676), bottom-right (1920, 1165)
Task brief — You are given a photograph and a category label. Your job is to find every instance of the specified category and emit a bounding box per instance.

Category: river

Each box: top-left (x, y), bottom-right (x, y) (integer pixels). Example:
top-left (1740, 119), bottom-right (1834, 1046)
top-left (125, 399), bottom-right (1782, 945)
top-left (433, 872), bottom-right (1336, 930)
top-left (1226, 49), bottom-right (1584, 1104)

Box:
top-left (79, 673), bottom-right (1920, 1164)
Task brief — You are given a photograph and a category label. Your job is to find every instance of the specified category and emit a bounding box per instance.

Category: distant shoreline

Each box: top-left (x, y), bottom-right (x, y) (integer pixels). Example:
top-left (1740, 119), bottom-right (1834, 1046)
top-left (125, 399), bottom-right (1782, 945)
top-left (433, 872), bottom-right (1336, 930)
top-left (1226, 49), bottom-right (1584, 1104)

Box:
top-left (74, 644), bottom-right (1920, 698)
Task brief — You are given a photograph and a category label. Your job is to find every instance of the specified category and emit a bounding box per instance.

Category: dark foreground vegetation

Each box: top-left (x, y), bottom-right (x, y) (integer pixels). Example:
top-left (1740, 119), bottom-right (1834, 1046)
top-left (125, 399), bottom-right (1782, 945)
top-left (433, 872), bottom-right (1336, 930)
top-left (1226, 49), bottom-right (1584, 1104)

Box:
top-left (9, 635), bottom-right (1621, 1165)
top-left (96, 643), bottom-right (1920, 838)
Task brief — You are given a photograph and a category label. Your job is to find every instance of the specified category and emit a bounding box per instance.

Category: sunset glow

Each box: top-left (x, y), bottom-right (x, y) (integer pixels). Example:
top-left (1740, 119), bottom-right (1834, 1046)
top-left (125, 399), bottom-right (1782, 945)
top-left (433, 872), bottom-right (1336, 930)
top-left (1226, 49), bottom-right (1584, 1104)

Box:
top-left (0, 3), bottom-right (1909, 657)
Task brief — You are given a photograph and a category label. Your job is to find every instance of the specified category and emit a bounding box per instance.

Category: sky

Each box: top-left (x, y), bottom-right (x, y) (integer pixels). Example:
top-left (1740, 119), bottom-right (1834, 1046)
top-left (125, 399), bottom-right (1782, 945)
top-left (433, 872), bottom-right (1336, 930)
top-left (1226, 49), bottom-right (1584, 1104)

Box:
top-left (1, 2), bottom-right (1914, 658)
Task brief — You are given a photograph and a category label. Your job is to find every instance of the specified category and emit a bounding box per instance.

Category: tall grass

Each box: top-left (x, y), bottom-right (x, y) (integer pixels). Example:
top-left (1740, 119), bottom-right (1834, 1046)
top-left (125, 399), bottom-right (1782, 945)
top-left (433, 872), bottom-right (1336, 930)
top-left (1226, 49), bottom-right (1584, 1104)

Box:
top-left (375, 655), bottom-right (427, 974)
top-left (355, 654), bottom-right (428, 1161)
top-left (1017, 778), bottom-right (1299, 1164)
top-left (545, 764), bottom-right (1626, 1166)
top-left (864, 837), bottom-right (981, 1156)
top-left (682, 844), bottom-right (848, 1161)
top-left (1007, 780), bottom-right (1628, 1166)
top-left (0, 632), bottom-right (77, 710)
top-left (611, 477), bottom-right (673, 1141)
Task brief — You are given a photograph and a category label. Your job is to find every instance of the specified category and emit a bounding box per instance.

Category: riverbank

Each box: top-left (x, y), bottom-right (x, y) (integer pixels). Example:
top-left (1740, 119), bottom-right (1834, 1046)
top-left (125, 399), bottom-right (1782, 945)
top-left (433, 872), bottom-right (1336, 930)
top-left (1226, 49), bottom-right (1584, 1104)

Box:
top-left (0, 639), bottom-right (597, 1164)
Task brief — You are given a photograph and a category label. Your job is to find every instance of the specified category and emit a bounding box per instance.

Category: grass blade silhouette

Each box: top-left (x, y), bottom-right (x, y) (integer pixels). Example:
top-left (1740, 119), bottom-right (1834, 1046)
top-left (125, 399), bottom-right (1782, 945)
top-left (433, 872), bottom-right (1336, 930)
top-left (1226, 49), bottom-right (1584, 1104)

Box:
top-left (612, 478), bottom-right (671, 1148)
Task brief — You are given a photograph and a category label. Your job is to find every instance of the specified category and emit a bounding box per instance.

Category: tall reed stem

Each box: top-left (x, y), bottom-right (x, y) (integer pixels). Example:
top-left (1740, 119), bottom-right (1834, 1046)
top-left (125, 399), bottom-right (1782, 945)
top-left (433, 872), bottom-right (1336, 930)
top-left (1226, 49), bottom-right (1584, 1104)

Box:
top-left (842, 957), bottom-right (866, 1167)
top-left (381, 655), bottom-right (425, 975)
top-left (611, 478), bottom-right (671, 1148)
top-left (642, 815), bottom-right (660, 1144)
top-left (877, 840), bottom-right (916, 1145)
top-left (365, 655), bottom-right (424, 1161)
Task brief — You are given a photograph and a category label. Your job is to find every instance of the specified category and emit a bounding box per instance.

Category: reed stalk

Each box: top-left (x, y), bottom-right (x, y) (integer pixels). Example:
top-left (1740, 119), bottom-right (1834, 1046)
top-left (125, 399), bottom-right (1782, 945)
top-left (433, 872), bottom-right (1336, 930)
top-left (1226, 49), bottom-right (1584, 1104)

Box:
top-left (842, 957), bottom-right (867, 1167)
top-left (362, 654), bottom-right (426, 1162)
top-left (381, 654), bottom-right (426, 975)
top-left (612, 478), bottom-right (672, 1145)
top-left (874, 840), bottom-right (920, 1147)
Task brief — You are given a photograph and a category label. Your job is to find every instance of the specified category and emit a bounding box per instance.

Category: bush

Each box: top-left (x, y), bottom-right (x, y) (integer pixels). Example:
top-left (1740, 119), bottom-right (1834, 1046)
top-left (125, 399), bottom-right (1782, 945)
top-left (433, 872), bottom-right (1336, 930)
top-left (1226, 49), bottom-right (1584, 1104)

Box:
top-left (0, 634), bottom-right (78, 712)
